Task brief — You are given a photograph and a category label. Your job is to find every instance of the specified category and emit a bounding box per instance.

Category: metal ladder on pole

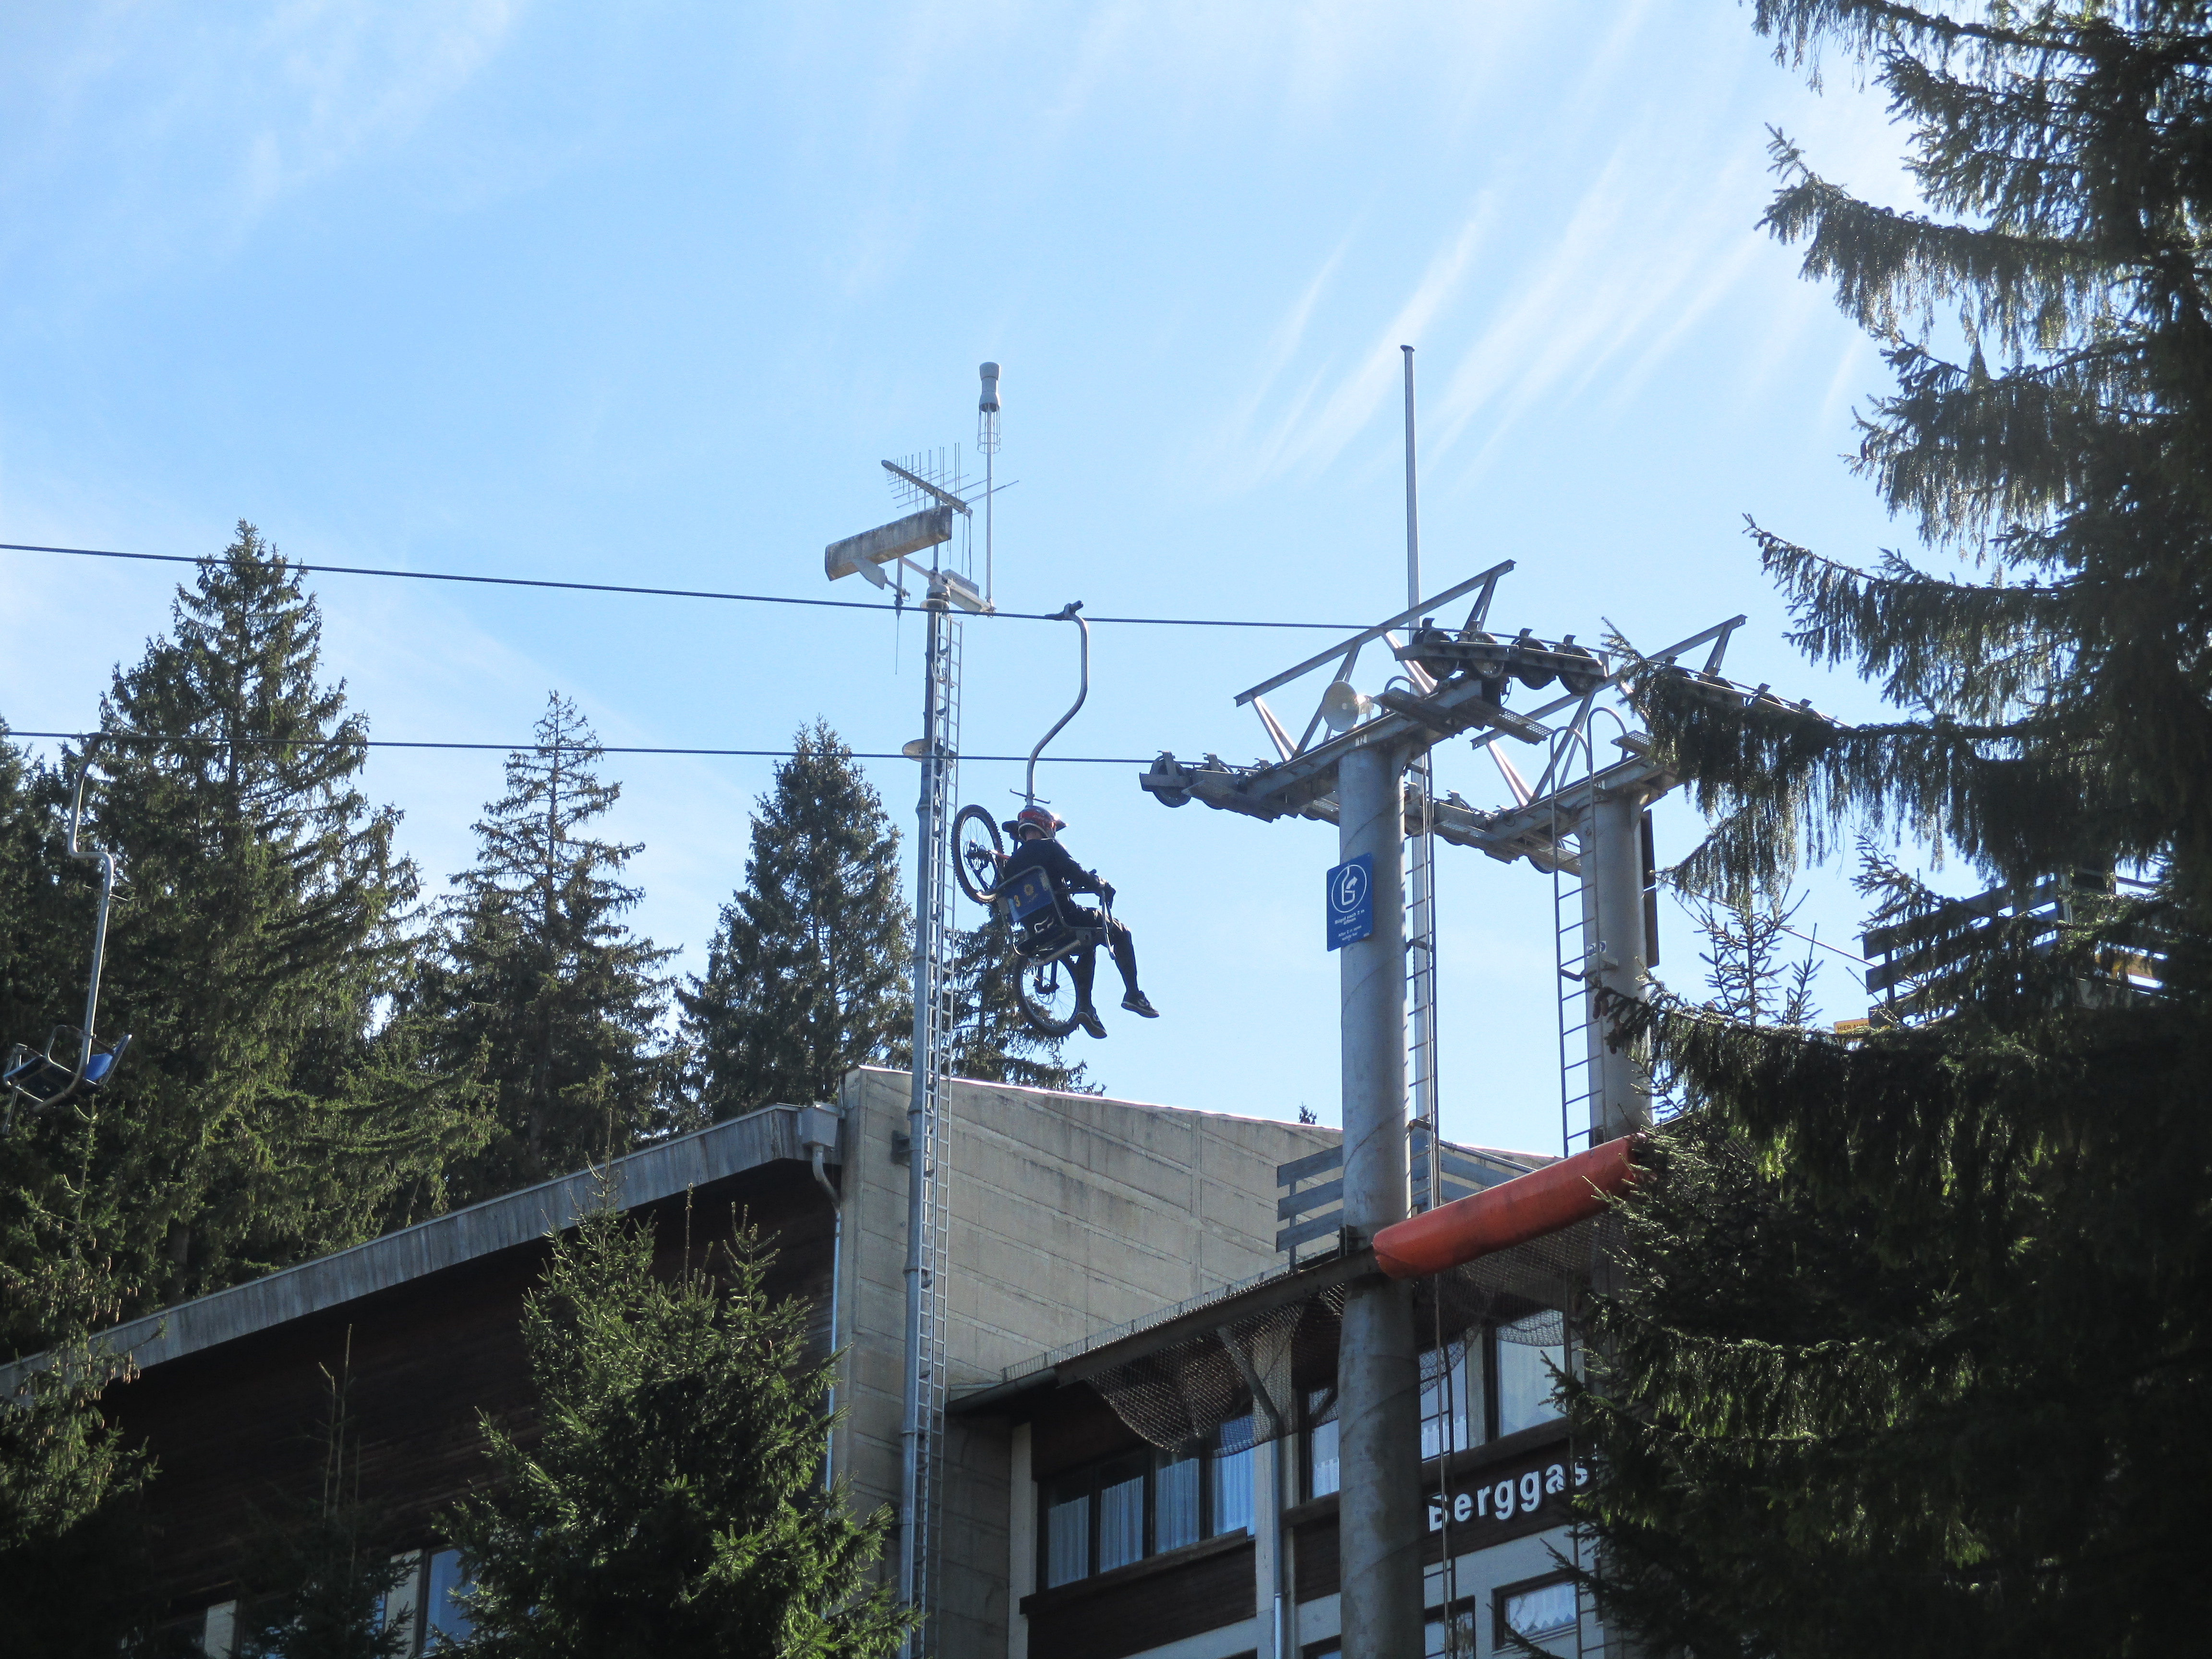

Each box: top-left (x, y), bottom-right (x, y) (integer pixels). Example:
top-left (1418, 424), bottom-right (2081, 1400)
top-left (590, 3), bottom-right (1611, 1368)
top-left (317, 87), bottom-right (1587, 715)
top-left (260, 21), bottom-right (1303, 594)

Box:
top-left (911, 610), bottom-right (962, 1654)
top-left (1546, 718), bottom-right (1604, 1659)
top-left (1407, 754), bottom-right (1441, 1213)
top-left (1551, 722), bottom-right (1599, 1161)
top-left (1406, 752), bottom-right (1468, 1651)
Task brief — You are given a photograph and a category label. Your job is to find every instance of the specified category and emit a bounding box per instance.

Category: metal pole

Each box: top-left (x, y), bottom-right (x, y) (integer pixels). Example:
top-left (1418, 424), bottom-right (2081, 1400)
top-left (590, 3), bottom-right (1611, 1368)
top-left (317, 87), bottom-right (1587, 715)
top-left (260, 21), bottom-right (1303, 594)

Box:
top-left (898, 597), bottom-right (944, 1650)
top-left (1582, 787), bottom-right (1652, 1143)
top-left (1336, 740), bottom-right (1424, 1659)
top-left (1401, 346), bottom-right (1419, 603)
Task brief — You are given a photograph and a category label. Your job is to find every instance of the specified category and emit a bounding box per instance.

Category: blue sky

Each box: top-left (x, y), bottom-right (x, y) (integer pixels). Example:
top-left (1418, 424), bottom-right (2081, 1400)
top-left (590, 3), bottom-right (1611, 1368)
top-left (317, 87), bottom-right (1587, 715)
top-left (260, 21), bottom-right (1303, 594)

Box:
top-left (2, 2), bottom-right (1942, 1157)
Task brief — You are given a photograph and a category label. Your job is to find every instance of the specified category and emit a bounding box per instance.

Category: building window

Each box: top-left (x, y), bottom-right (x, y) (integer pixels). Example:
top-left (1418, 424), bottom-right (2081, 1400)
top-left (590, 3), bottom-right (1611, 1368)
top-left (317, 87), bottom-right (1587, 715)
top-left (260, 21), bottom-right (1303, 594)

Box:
top-left (424, 1549), bottom-right (474, 1648)
top-left (1036, 1421), bottom-right (1255, 1588)
top-left (1493, 1314), bottom-right (1567, 1438)
top-left (1424, 1599), bottom-right (1478, 1658)
top-left (1096, 1452), bottom-right (1147, 1573)
top-left (1155, 1447), bottom-right (1202, 1552)
top-left (1304, 1388), bottom-right (1339, 1500)
top-left (1043, 1470), bottom-right (1094, 1588)
top-left (1419, 1337), bottom-right (1476, 1460)
top-left (1209, 1415), bottom-right (1254, 1537)
top-left (1498, 1575), bottom-right (1579, 1648)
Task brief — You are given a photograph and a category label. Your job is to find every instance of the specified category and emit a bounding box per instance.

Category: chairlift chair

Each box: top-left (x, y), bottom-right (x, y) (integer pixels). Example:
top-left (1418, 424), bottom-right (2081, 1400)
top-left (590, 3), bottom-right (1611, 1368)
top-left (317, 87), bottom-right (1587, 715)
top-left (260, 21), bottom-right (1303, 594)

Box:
top-left (3, 742), bottom-right (131, 1129)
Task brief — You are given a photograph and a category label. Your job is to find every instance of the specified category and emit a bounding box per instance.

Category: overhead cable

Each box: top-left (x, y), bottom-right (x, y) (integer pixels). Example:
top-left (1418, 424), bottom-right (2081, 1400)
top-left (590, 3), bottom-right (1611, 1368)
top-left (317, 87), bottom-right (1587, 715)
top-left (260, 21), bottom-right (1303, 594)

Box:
top-left (0, 731), bottom-right (1151, 763)
top-left (1, 542), bottom-right (1364, 631)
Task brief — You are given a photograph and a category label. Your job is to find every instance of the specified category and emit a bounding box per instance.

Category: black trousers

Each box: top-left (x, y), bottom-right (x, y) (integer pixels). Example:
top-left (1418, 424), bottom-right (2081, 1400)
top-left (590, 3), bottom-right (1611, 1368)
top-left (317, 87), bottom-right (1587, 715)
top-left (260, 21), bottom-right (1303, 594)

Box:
top-left (1064, 907), bottom-right (1139, 1005)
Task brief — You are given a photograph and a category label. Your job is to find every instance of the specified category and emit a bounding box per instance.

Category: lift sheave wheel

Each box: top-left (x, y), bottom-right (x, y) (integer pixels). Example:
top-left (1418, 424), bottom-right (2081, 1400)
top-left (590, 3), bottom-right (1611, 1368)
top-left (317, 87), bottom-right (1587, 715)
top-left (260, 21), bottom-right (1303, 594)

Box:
top-left (1015, 956), bottom-right (1082, 1038)
top-left (952, 805), bottom-right (1005, 905)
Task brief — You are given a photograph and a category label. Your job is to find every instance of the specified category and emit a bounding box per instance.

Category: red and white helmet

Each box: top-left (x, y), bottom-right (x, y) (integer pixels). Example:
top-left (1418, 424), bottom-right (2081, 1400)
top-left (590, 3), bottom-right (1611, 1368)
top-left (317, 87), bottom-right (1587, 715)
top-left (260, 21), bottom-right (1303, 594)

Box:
top-left (1015, 806), bottom-right (1065, 839)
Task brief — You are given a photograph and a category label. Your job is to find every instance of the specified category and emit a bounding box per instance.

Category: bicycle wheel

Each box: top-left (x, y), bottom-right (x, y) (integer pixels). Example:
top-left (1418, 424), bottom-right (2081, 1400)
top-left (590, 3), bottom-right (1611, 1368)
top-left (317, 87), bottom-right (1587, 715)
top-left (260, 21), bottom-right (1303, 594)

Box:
top-left (1014, 955), bottom-right (1082, 1037)
top-left (952, 804), bottom-right (1005, 905)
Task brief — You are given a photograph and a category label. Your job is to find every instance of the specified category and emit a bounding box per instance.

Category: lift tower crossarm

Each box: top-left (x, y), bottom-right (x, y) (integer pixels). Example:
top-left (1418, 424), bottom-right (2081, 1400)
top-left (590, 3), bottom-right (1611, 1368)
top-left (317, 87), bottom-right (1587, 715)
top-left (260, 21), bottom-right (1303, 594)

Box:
top-left (1234, 562), bottom-right (1514, 709)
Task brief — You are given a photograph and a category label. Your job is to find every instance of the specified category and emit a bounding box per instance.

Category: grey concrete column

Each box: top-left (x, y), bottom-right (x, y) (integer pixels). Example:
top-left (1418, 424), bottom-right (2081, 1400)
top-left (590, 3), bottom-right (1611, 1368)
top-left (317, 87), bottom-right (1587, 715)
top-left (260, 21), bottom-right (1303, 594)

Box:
top-left (1580, 788), bottom-right (1652, 1143)
top-left (1335, 741), bottom-right (1424, 1659)
top-left (1254, 1426), bottom-right (1289, 1659)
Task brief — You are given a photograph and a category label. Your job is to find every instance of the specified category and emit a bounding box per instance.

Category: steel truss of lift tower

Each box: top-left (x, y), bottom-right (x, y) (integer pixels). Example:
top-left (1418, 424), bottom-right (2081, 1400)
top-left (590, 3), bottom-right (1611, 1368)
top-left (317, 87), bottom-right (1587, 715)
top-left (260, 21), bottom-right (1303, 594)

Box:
top-left (1135, 569), bottom-right (1749, 1659)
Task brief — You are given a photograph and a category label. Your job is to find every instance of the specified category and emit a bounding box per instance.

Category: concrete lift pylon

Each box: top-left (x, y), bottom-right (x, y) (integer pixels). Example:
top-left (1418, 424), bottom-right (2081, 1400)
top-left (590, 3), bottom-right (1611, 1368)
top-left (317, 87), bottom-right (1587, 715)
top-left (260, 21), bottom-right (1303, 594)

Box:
top-left (1135, 580), bottom-right (1745, 1659)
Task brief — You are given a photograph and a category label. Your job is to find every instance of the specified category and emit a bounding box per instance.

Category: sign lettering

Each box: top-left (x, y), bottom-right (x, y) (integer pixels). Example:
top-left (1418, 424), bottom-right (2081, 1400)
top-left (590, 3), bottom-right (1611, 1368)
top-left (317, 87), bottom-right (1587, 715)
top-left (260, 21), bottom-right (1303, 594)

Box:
top-left (1325, 855), bottom-right (1373, 951)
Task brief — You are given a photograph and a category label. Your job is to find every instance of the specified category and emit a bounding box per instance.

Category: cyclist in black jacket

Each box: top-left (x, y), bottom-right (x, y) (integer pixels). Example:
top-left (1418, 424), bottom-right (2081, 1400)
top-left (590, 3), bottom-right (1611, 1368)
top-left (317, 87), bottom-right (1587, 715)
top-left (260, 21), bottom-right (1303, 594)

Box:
top-left (999, 805), bottom-right (1157, 1038)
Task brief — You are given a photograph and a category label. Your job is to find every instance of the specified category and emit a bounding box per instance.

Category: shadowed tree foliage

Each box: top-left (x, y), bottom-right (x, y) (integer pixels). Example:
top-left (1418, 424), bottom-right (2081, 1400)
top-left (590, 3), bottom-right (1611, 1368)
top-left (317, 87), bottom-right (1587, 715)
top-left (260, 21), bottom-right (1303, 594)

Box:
top-left (442, 1207), bottom-right (912, 1659)
top-left (235, 1345), bottom-right (410, 1659)
top-left (431, 695), bottom-right (678, 1201)
top-left (682, 725), bottom-right (910, 1117)
top-left (3, 526), bottom-right (485, 1326)
top-left (1576, 7), bottom-right (2212, 1655)
top-left (0, 1259), bottom-right (178, 1658)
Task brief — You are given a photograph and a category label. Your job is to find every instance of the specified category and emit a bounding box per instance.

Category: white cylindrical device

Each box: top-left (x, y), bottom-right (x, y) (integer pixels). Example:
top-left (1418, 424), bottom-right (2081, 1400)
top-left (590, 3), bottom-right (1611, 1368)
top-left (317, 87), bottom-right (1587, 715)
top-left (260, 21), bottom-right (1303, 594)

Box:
top-left (979, 361), bottom-right (1001, 412)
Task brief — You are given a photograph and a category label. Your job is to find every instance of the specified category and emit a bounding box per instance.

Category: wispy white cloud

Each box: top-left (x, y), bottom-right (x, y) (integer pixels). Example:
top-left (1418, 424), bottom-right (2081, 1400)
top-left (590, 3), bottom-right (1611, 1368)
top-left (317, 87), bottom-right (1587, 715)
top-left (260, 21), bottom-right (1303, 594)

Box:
top-left (1207, 211), bottom-right (1488, 493)
top-left (0, 0), bottom-right (525, 279)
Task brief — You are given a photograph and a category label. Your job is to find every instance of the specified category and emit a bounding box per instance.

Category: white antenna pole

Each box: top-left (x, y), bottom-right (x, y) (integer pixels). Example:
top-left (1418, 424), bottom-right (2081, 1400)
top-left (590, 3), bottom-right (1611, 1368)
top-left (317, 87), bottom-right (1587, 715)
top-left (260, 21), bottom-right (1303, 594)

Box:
top-left (1403, 345), bottom-right (1419, 602)
top-left (979, 361), bottom-right (1001, 606)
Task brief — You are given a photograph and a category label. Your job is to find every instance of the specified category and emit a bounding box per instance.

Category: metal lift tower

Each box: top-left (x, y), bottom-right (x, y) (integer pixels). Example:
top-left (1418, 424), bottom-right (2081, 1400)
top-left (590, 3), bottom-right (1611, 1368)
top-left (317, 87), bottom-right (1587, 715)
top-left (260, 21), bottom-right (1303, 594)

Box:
top-left (1137, 432), bottom-right (1748, 1659)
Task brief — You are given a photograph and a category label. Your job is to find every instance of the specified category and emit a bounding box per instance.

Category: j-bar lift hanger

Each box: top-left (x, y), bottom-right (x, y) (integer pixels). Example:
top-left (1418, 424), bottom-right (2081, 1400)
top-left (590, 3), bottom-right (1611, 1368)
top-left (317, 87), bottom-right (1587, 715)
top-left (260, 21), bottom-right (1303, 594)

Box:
top-left (3, 742), bottom-right (132, 1129)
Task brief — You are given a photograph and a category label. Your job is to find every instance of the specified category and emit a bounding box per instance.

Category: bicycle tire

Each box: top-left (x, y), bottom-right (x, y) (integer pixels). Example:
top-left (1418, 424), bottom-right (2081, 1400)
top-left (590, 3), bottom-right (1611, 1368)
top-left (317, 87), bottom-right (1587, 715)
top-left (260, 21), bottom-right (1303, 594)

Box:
top-left (952, 804), bottom-right (1005, 905)
top-left (1014, 954), bottom-right (1082, 1038)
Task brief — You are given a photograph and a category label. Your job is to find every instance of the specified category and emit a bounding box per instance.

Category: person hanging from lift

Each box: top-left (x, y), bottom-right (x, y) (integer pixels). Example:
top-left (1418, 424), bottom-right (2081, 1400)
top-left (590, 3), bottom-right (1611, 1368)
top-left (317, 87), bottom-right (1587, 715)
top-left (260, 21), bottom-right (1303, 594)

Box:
top-left (999, 805), bottom-right (1157, 1037)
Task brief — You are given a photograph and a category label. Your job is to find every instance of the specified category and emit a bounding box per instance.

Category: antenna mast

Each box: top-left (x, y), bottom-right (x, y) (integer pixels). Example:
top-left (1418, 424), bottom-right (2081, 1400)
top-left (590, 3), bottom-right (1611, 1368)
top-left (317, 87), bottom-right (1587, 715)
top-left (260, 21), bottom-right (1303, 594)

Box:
top-left (825, 379), bottom-right (1001, 1659)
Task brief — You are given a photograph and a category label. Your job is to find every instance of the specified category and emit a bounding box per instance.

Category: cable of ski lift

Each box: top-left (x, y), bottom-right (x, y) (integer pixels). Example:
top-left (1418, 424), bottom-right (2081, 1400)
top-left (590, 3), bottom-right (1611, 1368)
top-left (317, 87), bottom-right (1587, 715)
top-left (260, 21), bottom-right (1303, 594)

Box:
top-left (0, 542), bottom-right (1367, 630)
top-left (0, 730), bottom-right (1155, 763)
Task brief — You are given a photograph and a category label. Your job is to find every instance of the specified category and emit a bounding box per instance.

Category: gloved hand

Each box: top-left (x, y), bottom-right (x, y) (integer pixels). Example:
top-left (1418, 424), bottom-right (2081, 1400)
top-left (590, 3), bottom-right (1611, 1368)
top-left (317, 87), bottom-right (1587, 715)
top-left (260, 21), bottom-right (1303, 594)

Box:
top-left (1099, 881), bottom-right (1117, 908)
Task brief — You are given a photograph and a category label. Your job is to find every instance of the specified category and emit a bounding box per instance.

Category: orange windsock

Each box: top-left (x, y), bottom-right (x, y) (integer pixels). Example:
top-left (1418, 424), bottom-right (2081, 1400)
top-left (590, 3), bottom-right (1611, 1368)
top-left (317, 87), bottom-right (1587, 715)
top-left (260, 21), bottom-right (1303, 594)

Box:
top-left (1372, 1135), bottom-right (1640, 1280)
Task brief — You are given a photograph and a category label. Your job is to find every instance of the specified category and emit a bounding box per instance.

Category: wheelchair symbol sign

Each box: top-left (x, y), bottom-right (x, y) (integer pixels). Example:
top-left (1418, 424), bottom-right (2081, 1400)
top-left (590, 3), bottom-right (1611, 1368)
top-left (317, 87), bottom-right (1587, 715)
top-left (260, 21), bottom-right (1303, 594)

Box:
top-left (1325, 854), bottom-right (1373, 951)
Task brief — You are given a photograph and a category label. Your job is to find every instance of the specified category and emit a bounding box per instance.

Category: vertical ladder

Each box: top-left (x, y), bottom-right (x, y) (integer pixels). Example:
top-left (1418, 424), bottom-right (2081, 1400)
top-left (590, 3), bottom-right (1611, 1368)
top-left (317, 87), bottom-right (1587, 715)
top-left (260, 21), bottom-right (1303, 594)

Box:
top-left (1408, 755), bottom-right (1467, 1648)
top-left (911, 612), bottom-right (962, 1654)
top-left (1552, 734), bottom-right (1598, 1160)
top-left (1406, 755), bottom-right (1441, 1213)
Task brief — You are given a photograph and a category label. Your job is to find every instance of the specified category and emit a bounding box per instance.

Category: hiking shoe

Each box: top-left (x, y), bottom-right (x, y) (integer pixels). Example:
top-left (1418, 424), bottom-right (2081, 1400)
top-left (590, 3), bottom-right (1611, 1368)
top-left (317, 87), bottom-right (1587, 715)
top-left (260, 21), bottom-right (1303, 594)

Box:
top-left (1075, 1004), bottom-right (1108, 1039)
top-left (1121, 991), bottom-right (1160, 1018)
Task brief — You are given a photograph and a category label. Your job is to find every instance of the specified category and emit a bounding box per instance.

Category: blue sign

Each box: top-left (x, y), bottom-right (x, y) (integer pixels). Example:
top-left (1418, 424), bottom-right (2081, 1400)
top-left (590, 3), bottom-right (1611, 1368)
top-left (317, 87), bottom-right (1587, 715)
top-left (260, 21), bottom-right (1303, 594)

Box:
top-left (1325, 854), bottom-right (1373, 951)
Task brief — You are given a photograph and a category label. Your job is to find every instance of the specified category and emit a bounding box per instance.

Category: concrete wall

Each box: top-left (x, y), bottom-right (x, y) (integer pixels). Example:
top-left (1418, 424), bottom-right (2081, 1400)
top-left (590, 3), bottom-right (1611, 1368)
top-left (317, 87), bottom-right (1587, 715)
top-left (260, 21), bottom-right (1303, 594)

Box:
top-left (828, 1067), bottom-right (1335, 1658)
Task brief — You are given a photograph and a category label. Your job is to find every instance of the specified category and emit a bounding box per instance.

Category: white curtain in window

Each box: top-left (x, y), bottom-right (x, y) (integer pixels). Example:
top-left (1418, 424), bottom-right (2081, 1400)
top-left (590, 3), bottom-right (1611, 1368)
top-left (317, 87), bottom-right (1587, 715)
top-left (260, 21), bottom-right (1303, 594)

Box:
top-left (1155, 1453), bottom-right (1201, 1552)
top-left (1496, 1316), bottom-right (1566, 1437)
top-left (1099, 1470), bottom-right (1145, 1572)
top-left (1046, 1493), bottom-right (1090, 1588)
top-left (1211, 1416), bottom-right (1254, 1536)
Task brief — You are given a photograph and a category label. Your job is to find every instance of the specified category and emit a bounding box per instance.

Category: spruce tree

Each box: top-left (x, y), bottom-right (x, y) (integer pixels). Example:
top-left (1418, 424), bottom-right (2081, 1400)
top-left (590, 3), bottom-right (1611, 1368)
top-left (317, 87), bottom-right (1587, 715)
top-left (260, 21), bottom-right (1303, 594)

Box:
top-left (947, 912), bottom-right (1094, 1092)
top-left (1575, 8), bottom-right (2212, 1655)
top-left (8, 525), bottom-right (482, 1316)
top-left (682, 725), bottom-right (909, 1117)
top-left (441, 1206), bottom-right (912, 1659)
top-left (430, 696), bottom-right (677, 1200)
